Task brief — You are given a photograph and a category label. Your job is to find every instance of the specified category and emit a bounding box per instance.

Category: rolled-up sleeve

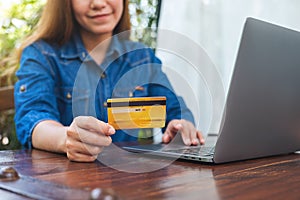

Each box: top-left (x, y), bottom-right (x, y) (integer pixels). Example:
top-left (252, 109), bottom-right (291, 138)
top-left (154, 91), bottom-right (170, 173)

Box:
top-left (14, 44), bottom-right (60, 148)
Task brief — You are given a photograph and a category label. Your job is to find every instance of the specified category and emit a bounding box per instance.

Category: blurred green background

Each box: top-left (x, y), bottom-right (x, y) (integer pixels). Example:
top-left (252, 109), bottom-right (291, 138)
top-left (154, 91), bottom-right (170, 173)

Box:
top-left (0, 0), bottom-right (161, 150)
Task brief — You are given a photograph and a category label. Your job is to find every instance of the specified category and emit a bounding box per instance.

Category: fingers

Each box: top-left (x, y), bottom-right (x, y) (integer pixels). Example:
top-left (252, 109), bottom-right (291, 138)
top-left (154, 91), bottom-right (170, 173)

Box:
top-left (73, 116), bottom-right (115, 136)
top-left (180, 122), bottom-right (194, 146)
top-left (67, 152), bottom-right (97, 162)
top-left (68, 116), bottom-right (115, 145)
top-left (66, 116), bottom-right (115, 162)
top-left (196, 130), bottom-right (205, 145)
top-left (66, 137), bottom-right (103, 162)
top-left (67, 126), bottom-right (112, 146)
top-left (163, 119), bottom-right (205, 146)
top-left (162, 120), bottom-right (181, 143)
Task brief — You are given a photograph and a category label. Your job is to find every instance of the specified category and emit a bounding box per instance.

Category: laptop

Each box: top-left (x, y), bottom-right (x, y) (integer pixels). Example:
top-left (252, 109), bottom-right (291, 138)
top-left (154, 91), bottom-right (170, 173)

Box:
top-left (122, 17), bottom-right (300, 163)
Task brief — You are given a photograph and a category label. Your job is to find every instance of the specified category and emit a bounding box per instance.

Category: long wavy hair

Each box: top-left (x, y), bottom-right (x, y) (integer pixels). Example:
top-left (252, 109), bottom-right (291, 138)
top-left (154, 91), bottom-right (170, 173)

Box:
top-left (18, 0), bottom-right (130, 60)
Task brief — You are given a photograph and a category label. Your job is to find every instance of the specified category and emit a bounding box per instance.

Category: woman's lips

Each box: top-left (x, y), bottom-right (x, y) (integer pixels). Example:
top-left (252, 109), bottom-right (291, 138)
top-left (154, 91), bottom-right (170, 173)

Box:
top-left (90, 13), bottom-right (111, 19)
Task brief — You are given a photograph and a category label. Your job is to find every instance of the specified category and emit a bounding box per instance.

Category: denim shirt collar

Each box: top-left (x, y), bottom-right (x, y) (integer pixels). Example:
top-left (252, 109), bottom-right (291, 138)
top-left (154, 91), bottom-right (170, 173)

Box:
top-left (59, 32), bottom-right (123, 62)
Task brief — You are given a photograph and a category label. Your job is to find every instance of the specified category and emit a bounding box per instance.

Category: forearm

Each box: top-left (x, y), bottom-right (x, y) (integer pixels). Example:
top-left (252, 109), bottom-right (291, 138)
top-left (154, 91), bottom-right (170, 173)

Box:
top-left (32, 120), bottom-right (68, 154)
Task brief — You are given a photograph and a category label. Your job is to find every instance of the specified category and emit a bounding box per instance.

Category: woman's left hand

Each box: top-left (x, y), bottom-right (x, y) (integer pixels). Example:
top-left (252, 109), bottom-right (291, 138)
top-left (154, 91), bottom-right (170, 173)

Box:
top-left (162, 119), bottom-right (205, 146)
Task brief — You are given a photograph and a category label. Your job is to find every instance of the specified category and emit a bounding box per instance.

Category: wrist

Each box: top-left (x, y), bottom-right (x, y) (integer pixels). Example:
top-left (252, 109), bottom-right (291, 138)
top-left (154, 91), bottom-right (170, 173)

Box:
top-left (57, 126), bottom-right (68, 154)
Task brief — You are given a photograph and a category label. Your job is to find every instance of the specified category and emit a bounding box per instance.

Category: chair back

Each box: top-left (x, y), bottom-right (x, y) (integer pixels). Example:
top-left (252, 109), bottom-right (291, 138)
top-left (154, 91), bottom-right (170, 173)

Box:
top-left (0, 86), bottom-right (14, 111)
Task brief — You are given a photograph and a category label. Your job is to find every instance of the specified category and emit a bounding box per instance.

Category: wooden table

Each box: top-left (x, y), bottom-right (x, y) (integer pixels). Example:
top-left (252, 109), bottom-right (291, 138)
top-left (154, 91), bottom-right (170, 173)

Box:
top-left (1, 145), bottom-right (300, 200)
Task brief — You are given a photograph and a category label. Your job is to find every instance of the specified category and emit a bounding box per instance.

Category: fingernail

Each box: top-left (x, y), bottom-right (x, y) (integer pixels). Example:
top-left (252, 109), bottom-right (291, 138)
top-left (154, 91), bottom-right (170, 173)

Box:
top-left (163, 134), bottom-right (169, 141)
top-left (184, 139), bottom-right (191, 146)
top-left (108, 127), bottom-right (115, 135)
top-left (175, 124), bottom-right (183, 129)
top-left (192, 139), bottom-right (199, 145)
top-left (200, 138), bottom-right (205, 144)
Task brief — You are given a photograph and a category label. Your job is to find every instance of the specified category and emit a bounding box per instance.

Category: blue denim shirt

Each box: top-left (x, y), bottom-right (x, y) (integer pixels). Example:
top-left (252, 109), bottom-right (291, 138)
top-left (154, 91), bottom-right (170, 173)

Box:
top-left (14, 34), bottom-right (194, 148)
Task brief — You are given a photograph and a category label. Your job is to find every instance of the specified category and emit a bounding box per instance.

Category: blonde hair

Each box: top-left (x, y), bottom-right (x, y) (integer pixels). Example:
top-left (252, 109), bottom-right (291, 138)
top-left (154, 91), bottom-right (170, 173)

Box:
top-left (18, 0), bottom-right (130, 60)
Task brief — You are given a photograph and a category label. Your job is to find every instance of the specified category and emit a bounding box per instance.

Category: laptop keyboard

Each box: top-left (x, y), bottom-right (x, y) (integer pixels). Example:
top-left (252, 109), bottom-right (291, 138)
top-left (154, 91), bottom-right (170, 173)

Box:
top-left (162, 146), bottom-right (215, 156)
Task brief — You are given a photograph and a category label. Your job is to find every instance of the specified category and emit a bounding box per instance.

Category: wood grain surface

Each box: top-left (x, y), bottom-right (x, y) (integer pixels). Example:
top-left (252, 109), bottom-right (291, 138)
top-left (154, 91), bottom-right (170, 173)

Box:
top-left (1, 148), bottom-right (300, 200)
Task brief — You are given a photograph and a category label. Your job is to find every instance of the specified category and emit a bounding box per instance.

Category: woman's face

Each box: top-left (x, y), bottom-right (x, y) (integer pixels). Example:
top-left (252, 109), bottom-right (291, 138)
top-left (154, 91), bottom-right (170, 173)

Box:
top-left (71, 0), bottom-right (123, 36)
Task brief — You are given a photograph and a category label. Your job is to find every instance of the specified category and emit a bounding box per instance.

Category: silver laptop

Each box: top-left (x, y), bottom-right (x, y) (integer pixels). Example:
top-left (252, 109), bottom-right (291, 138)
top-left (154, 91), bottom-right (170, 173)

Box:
top-left (123, 17), bottom-right (300, 163)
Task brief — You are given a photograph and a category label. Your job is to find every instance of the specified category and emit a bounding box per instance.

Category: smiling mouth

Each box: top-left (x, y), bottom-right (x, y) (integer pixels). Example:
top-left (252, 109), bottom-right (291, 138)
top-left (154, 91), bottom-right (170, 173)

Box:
top-left (90, 13), bottom-right (112, 19)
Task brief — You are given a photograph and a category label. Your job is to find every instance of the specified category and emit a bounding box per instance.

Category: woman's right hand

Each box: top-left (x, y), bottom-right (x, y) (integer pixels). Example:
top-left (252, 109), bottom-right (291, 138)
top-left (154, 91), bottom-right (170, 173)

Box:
top-left (66, 116), bottom-right (115, 162)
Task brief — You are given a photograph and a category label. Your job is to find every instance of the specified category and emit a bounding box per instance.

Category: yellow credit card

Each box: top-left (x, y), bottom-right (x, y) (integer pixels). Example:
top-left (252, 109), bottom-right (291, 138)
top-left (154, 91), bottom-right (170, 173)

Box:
top-left (107, 97), bottom-right (166, 130)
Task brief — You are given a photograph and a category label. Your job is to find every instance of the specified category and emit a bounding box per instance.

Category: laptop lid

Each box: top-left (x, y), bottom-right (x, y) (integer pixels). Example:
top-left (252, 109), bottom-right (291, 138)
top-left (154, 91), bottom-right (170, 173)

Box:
top-left (213, 17), bottom-right (300, 163)
top-left (123, 17), bottom-right (300, 164)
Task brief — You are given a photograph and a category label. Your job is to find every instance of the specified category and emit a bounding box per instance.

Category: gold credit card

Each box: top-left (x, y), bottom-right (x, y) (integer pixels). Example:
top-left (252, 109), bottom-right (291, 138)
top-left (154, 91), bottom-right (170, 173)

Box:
top-left (107, 97), bottom-right (166, 130)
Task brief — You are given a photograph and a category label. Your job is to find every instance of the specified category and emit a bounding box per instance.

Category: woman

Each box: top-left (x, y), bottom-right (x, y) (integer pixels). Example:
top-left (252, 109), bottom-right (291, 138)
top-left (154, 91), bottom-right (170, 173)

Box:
top-left (15, 0), bottom-right (204, 162)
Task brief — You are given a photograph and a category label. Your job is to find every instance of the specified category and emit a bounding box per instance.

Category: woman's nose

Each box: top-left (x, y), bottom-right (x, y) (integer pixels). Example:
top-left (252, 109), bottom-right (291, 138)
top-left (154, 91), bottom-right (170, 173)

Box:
top-left (90, 0), bottom-right (107, 10)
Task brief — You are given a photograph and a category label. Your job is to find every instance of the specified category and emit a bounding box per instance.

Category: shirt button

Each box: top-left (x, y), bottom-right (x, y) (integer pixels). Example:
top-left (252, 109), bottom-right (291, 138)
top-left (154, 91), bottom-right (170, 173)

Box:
top-left (66, 92), bottom-right (72, 99)
top-left (129, 91), bottom-right (133, 97)
top-left (103, 102), bottom-right (108, 107)
top-left (100, 72), bottom-right (106, 79)
top-left (20, 85), bottom-right (26, 92)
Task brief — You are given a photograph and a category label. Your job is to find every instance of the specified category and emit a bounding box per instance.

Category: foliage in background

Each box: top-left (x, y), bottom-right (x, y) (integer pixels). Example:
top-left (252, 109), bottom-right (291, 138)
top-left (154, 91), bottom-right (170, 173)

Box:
top-left (0, 0), bottom-right (45, 87)
top-left (129, 0), bottom-right (161, 48)
top-left (0, 0), bottom-right (161, 150)
top-left (0, 0), bottom-right (45, 150)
